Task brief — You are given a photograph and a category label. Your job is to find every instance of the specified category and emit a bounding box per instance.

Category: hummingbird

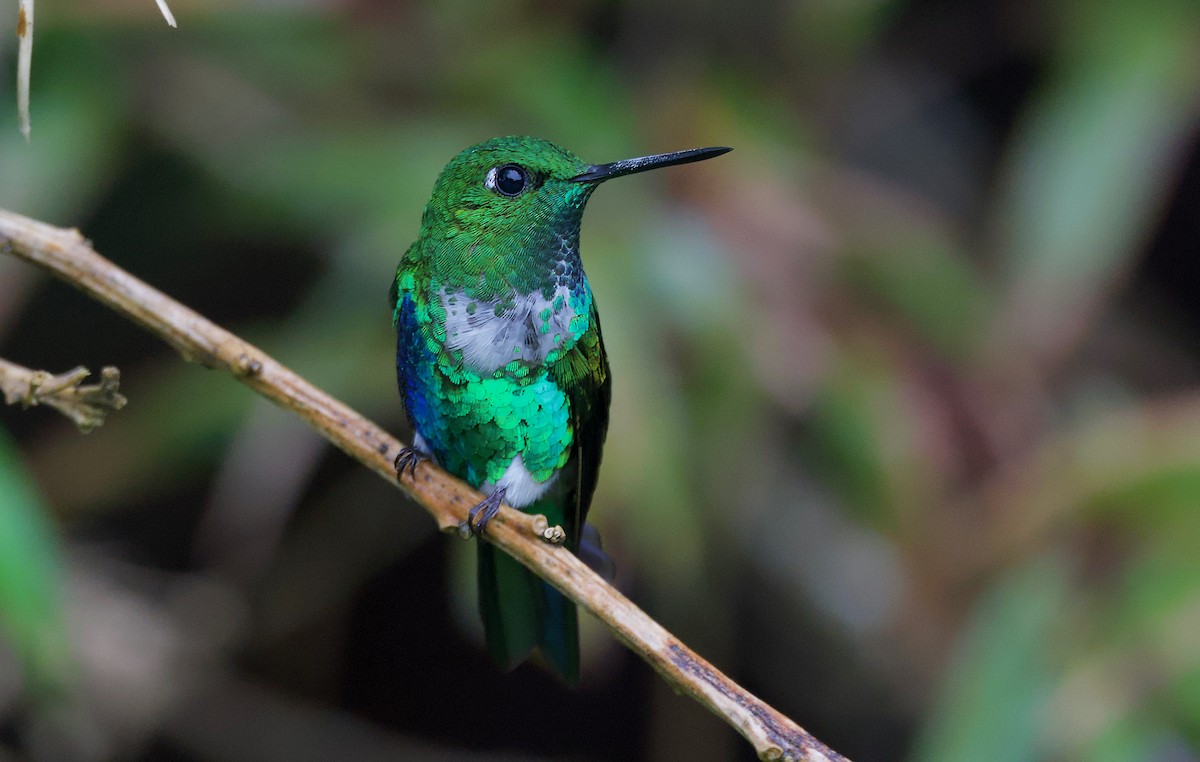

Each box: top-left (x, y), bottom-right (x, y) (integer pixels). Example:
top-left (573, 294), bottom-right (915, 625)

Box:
top-left (391, 136), bottom-right (730, 683)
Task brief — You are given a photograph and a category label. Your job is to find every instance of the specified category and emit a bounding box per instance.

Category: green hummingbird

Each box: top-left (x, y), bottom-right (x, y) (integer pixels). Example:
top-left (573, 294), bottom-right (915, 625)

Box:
top-left (391, 136), bottom-right (730, 683)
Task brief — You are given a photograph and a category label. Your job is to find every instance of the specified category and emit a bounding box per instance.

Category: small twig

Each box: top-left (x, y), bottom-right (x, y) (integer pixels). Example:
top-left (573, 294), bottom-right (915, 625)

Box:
top-left (0, 208), bottom-right (847, 762)
top-left (0, 358), bottom-right (127, 432)
top-left (16, 0), bottom-right (33, 140)
top-left (155, 0), bottom-right (177, 28)
top-left (13, 0), bottom-right (173, 139)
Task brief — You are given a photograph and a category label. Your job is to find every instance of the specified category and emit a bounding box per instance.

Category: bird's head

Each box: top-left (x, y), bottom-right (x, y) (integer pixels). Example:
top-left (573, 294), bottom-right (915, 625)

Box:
top-left (418, 136), bottom-right (729, 297)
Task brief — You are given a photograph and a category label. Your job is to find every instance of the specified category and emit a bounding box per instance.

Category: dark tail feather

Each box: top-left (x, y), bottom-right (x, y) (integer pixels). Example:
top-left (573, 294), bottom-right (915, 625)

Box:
top-left (478, 543), bottom-right (580, 684)
top-left (579, 522), bottom-right (616, 582)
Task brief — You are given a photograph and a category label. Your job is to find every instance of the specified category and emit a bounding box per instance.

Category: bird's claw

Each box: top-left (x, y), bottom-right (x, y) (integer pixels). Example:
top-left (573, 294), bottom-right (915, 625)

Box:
top-left (466, 488), bottom-right (507, 536)
top-left (394, 446), bottom-right (428, 480)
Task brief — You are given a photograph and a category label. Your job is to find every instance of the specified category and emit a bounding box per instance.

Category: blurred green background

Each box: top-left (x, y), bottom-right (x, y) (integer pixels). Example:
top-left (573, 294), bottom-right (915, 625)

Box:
top-left (3, 0), bottom-right (1200, 759)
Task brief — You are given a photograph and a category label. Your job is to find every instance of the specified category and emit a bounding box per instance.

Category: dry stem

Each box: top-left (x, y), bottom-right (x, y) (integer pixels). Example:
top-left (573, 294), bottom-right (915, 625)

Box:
top-left (0, 358), bottom-right (126, 431)
top-left (16, 0), bottom-right (33, 139)
top-left (0, 208), bottom-right (847, 762)
top-left (155, 0), bottom-right (177, 27)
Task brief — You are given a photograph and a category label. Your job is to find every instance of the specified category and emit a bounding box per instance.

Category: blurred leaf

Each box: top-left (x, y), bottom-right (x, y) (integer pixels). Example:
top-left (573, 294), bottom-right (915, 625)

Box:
top-left (804, 348), bottom-right (937, 530)
top-left (1170, 667), bottom-right (1200, 740)
top-left (0, 29), bottom-right (126, 219)
top-left (993, 0), bottom-right (1200, 360)
top-left (842, 229), bottom-right (992, 360)
top-left (1082, 716), bottom-right (1177, 762)
top-left (1089, 465), bottom-right (1200, 538)
top-left (0, 423), bottom-right (69, 692)
top-left (1105, 541), bottom-right (1200, 649)
top-left (987, 396), bottom-right (1200, 565)
top-left (175, 13), bottom-right (359, 97)
top-left (786, 0), bottom-right (899, 70)
top-left (807, 366), bottom-right (893, 527)
top-left (911, 555), bottom-right (1070, 762)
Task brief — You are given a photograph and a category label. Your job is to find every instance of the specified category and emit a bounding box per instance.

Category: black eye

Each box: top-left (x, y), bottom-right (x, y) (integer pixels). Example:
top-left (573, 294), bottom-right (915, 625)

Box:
top-left (492, 164), bottom-right (529, 197)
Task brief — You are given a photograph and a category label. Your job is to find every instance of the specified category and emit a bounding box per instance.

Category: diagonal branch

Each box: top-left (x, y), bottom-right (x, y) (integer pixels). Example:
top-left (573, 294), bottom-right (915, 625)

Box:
top-left (0, 208), bottom-right (848, 762)
top-left (0, 358), bottom-right (127, 431)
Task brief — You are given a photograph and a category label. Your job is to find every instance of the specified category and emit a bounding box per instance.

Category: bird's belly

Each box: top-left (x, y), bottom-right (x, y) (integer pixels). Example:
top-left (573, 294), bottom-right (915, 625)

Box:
top-left (409, 369), bottom-right (572, 507)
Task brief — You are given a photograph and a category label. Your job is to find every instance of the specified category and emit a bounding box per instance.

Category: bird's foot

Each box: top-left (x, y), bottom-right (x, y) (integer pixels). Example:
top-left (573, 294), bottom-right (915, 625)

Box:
top-left (464, 487), bottom-right (507, 537)
top-left (393, 445), bottom-right (429, 480)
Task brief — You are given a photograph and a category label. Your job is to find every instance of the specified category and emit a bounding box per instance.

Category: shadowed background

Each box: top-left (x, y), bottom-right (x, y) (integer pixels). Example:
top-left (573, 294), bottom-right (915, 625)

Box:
top-left (2, 0), bottom-right (1200, 760)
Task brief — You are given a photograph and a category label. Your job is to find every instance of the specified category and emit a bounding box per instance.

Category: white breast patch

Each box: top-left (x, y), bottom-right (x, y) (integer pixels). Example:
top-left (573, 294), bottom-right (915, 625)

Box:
top-left (441, 286), bottom-right (579, 373)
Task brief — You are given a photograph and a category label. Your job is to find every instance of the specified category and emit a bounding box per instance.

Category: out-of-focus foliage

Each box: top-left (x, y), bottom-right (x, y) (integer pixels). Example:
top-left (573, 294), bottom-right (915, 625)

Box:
top-left (0, 427), bottom-right (68, 694)
top-left (2, 0), bottom-right (1200, 759)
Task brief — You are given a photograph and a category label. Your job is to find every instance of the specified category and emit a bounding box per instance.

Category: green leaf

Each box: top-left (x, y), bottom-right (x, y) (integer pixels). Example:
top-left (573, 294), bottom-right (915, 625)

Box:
top-left (1083, 716), bottom-right (1176, 762)
top-left (911, 556), bottom-right (1070, 762)
top-left (807, 367), bottom-right (893, 527)
top-left (0, 29), bottom-right (125, 219)
top-left (993, 0), bottom-right (1200, 357)
top-left (841, 230), bottom-right (992, 360)
top-left (0, 423), bottom-right (70, 693)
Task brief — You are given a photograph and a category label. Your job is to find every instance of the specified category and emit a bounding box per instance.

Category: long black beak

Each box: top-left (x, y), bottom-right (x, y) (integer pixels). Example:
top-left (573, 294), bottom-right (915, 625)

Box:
top-left (570, 146), bottom-right (731, 183)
